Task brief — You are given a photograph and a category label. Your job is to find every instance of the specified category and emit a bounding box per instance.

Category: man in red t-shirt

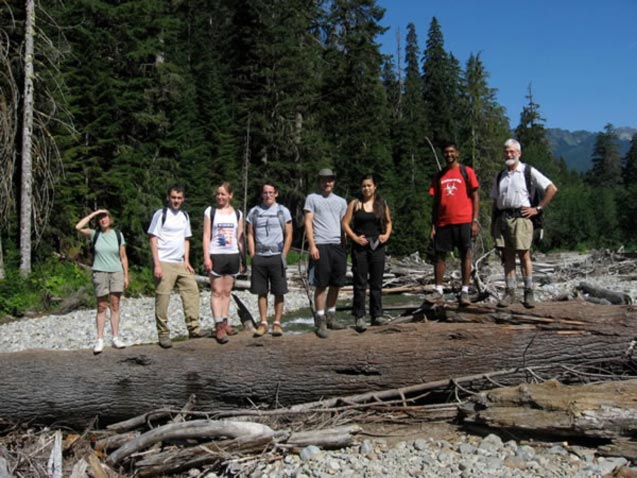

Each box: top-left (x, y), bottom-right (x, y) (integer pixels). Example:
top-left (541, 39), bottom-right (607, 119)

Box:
top-left (425, 142), bottom-right (480, 306)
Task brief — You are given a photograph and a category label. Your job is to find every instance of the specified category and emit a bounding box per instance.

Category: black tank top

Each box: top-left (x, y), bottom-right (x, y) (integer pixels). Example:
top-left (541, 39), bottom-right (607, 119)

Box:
top-left (353, 207), bottom-right (382, 238)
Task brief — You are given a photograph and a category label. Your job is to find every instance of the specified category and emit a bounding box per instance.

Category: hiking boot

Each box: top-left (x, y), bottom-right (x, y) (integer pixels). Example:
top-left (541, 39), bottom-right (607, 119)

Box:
top-left (111, 337), bottom-right (125, 349)
top-left (253, 322), bottom-right (268, 337)
top-left (93, 338), bottom-right (104, 354)
top-left (424, 290), bottom-right (444, 304)
top-left (355, 317), bottom-right (367, 333)
top-left (272, 322), bottom-right (284, 337)
top-left (524, 289), bottom-right (536, 309)
top-left (222, 319), bottom-right (238, 336)
top-left (315, 316), bottom-right (329, 339)
top-left (458, 291), bottom-right (471, 307)
top-left (497, 289), bottom-right (516, 308)
top-left (371, 316), bottom-right (388, 326)
top-left (326, 312), bottom-right (346, 330)
top-left (215, 322), bottom-right (229, 344)
top-left (158, 335), bottom-right (173, 349)
top-left (188, 328), bottom-right (211, 339)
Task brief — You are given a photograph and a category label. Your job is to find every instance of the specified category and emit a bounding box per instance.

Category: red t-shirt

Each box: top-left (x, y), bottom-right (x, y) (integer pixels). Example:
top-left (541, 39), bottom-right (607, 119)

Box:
top-left (428, 165), bottom-right (479, 227)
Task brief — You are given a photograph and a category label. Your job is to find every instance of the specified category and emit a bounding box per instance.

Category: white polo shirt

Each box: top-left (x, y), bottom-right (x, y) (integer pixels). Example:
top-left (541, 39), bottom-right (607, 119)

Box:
top-left (491, 162), bottom-right (552, 210)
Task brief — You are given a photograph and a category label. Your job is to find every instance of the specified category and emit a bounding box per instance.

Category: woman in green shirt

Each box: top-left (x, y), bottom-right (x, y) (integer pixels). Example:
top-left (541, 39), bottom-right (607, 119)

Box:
top-left (76, 209), bottom-right (129, 353)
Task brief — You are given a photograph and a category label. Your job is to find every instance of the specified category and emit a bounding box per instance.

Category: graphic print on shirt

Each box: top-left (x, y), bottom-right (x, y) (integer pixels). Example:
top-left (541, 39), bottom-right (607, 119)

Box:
top-left (442, 178), bottom-right (462, 197)
top-left (215, 222), bottom-right (235, 247)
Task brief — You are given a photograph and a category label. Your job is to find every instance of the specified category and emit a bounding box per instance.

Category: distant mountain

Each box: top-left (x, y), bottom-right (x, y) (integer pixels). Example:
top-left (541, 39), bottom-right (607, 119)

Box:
top-left (547, 127), bottom-right (636, 172)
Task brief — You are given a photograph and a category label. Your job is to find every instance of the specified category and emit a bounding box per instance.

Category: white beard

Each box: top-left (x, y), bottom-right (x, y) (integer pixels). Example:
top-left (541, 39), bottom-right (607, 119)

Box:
top-left (505, 159), bottom-right (518, 167)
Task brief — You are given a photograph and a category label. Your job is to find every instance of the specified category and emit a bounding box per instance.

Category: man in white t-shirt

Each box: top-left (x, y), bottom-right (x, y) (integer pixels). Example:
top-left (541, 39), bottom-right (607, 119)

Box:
top-left (148, 185), bottom-right (207, 348)
top-left (491, 139), bottom-right (557, 309)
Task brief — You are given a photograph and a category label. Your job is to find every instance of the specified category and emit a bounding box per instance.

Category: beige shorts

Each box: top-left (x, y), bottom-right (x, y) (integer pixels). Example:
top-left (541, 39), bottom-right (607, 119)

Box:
top-left (493, 216), bottom-right (533, 251)
top-left (93, 270), bottom-right (124, 297)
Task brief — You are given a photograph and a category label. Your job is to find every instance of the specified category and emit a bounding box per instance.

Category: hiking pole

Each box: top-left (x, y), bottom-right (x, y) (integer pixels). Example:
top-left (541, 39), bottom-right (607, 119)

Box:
top-left (299, 230), bottom-right (317, 322)
top-left (425, 136), bottom-right (442, 172)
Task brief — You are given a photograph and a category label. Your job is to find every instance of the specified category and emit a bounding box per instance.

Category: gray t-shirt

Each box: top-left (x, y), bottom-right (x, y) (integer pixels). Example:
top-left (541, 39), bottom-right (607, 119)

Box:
top-left (303, 192), bottom-right (347, 245)
top-left (247, 203), bottom-right (292, 256)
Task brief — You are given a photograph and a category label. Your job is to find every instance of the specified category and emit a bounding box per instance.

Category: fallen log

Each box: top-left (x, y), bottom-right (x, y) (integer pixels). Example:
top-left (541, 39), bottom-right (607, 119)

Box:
top-left (460, 378), bottom-right (637, 441)
top-left (0, 301), bottom-right (635, 427)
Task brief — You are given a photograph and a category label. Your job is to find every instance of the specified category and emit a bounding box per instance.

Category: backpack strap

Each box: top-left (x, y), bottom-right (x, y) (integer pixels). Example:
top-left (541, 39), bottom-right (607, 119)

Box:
top-left (92, 229), bottom-right (122, 250)
top-left (161, 206), bottom-right (189, 227)
top-left (524, 164), bottom-right (536, 204)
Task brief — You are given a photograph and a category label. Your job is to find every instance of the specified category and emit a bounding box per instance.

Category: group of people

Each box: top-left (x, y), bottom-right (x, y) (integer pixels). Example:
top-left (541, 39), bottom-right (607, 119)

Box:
top-left (76, 137), bottom-right (556, 353)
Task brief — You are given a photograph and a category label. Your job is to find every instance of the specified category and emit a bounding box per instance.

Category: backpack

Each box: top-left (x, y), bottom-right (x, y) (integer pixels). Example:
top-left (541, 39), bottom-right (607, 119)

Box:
top-left (496, 164), bottom-right (545, 233)
top-left (92, 229), bottom-right (123, 251)
top-left (432, 164), bottom-right (474, 225)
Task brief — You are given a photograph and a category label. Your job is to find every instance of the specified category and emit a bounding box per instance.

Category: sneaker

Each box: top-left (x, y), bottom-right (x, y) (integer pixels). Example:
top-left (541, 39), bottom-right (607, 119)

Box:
top-left (222, 318), bottom-right (238, 336)
top-left (497, 288), bottom-right (516, 308)
top-left (93, 339), bottom-right (104, 354)
top-left (158, 335), bottom-right (173, 349)
top-left (315, 316), bottom-right (329, 339)
top-left (424, 290), bottom-right (444, 304)
top-left (458, 291), bottom-right (471, 307)
top-left (253, 322), bottom-right (268, 337)
top-left (355, 317), bottom-right (367, 333)
top-left (524, 289), bottom-right (536, 309)
top-left (111, 337), bottom-right (125, 349)
top-left (326, 312), bottom-right (346, 330)
top-left (272, 323), bottom-right (284, 337)
top-left (215, 322), bottom-right (228, 344)
top-left (188, 329), bottom-right (211, 339)
top-left (371, 316), bottom-right (388, 326)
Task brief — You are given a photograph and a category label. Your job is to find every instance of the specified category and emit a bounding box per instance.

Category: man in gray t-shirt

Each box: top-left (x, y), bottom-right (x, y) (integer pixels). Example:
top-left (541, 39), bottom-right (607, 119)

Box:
top-left (303, 168), bottom-right (347, 338)
top-left (247, 183), bottom-right (293, 337)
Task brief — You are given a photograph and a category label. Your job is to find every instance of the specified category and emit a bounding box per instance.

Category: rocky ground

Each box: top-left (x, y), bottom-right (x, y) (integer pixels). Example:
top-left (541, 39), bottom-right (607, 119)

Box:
top-left (1, 250), bottom-right (636, 477)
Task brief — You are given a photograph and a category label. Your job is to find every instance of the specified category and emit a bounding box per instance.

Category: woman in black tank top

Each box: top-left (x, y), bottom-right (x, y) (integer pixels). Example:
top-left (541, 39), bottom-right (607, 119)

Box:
top-left (342, 175), bottom-right (393, 332)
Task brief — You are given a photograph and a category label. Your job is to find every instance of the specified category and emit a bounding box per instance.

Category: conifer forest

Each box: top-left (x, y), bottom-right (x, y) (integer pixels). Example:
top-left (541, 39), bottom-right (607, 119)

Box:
top-left (2, 0), bottom-right (637, 278)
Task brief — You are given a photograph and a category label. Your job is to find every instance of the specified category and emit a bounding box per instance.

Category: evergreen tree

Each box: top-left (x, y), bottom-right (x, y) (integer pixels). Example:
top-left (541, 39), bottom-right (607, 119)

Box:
top-left (421, 17), bottom-right (460, 146)
top-left (622, 133), bottom-right (637, 186)
top-left (320, 0), bottom-right (392, 196)
top-left (587, 124), bottom-right (622, 187)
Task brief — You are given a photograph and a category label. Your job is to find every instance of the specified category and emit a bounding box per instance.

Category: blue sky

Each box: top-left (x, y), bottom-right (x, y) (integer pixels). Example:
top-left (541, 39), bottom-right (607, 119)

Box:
top-left (376, 0), bottom-right (636, 133)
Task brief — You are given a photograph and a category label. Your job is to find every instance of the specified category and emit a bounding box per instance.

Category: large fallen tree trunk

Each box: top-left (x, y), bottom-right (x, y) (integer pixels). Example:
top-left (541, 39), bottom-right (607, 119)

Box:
top-left (0, 300), bottom-right (635, 427)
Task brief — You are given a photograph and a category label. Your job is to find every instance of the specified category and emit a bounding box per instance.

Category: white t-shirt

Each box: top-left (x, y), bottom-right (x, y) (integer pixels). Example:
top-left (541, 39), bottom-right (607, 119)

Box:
top-left (204, 207), bottom-right (242, 255)
top-left (147, 208), bottom-right (191, 263)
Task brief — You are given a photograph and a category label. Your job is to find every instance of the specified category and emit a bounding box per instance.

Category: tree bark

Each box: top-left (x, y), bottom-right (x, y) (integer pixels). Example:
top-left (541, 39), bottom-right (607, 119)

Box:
top-left (0, 301), bottom-right (635, 428)
top-left (19, 0), bottom-right (35, 277)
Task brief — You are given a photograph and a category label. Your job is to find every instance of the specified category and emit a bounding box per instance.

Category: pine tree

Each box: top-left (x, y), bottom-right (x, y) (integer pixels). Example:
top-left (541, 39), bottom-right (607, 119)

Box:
top-left (320, 0), bottom-right (392, 196)
top-left (421, 17), bottom-right (460, 146)
top-left (622, 133), bottom-right (637, 186)
top-left (587, 124), bottom-right (622, 187)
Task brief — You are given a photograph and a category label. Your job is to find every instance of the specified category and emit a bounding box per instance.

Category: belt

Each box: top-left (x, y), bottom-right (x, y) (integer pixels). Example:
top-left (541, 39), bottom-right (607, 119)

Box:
top-left (499, 208), bottom-right (523, 219)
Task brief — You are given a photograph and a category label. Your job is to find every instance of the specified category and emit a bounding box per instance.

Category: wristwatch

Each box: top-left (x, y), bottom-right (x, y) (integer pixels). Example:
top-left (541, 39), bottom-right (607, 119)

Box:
top-left (536, 206), bottom-right (543, 212)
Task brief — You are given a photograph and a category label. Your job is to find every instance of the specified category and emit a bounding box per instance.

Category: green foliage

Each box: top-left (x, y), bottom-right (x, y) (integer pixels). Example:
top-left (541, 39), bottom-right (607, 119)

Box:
top-left (587, 124), bottom-right (623, 187)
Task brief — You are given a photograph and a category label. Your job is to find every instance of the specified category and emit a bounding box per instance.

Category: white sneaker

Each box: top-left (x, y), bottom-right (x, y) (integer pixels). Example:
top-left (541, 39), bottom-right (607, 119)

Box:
top-left (112, 337), bottom-right (125, 349)
top-left (93, 338), bottom-right (104, 354)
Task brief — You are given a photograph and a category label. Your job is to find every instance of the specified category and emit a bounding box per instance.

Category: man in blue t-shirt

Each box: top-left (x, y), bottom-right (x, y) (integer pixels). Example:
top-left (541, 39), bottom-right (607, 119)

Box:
top-left (247, 183), bottom-right (293, 338)
top-left (304, 168), bottom-right (347, 338)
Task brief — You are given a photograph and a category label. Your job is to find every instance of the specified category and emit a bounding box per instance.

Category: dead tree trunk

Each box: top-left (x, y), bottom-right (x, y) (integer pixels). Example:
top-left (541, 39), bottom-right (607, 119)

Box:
top-left (0, 301), bottom-right (635, 427)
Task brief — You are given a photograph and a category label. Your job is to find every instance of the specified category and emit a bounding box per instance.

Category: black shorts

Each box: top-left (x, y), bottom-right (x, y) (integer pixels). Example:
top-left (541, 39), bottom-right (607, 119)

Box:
top-left (309, 244), bottom-right (347, 288)
top-left (434, 223), bottom-right (472, 254)
top-left (250, 254), bottom-right (288, 296)
top-left (209, 253), bottom-right (240, 276)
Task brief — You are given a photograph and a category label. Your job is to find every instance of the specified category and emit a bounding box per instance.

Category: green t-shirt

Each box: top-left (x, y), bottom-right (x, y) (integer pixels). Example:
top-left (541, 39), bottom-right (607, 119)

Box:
top-left (90, 229), bottom-right (125, 272)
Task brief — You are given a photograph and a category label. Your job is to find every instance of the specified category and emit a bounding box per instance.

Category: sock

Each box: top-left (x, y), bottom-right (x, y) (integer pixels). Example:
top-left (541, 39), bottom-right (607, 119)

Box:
top-left (316, 310), bottom-right (325, 317)
top-left (505, 278), bottom-right (517, 290)
top-left (461, 285), bottom-right (469, 293)
top-left (523, 277), bottom-right (533, 289)
top-left (435, 285), bottom-right (444, 294)
top-left (327, 307), bottom-right (336, 315)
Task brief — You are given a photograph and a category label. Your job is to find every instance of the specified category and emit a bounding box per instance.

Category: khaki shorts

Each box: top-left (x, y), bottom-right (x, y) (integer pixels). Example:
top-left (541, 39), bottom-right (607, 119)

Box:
top-left (93, 270), bottom-right (124, 297)
top-left (493, 216), bottom-right (533, 251)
